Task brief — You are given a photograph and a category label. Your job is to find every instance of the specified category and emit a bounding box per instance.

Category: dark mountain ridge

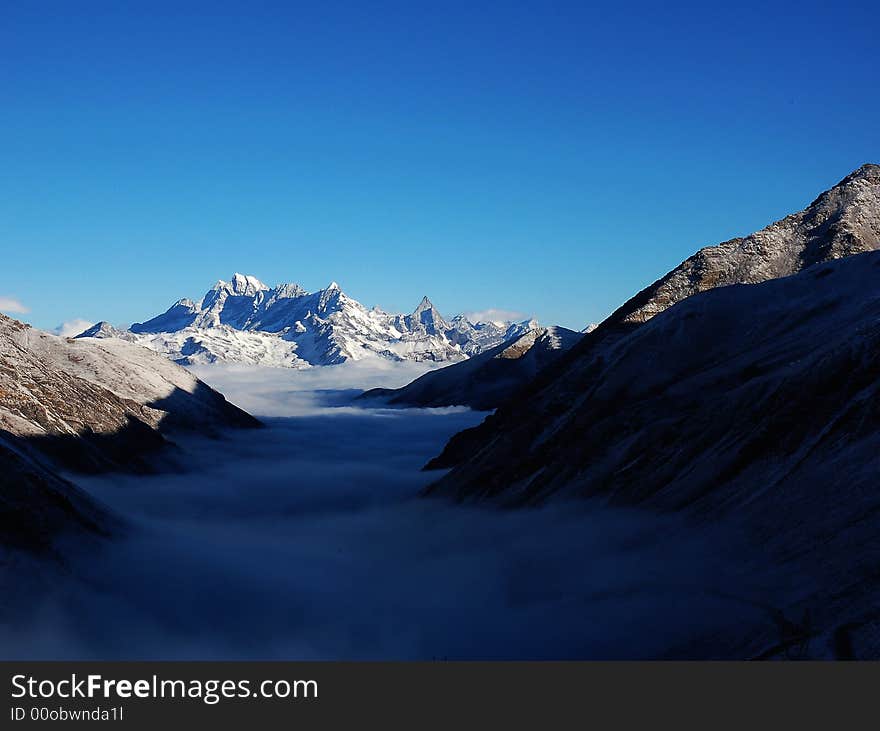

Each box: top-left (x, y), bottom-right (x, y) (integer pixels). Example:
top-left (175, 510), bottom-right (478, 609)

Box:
top-left (359, 326), bottom-right (582, 410)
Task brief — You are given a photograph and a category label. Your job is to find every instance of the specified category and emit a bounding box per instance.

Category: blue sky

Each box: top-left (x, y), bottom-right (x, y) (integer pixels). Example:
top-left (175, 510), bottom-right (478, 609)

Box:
top-left (1, 0), bottom-right (877, 332)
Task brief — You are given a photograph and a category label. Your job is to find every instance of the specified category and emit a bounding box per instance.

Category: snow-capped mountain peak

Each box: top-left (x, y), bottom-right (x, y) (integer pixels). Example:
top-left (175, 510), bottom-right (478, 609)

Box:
top-left (229, 273), bottom-right (269, 296)
top-left (413, 295), bottom-right (434, 313)
top-left (403, 295), bottom-right (448, 336)
top-left (82, 274), bottom-right (540, 368)
top-left (317, 281), bottom-right (344, 313)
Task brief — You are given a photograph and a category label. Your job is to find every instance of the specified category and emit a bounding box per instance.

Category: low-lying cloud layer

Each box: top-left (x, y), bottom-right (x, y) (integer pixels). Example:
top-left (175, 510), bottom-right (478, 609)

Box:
top-left (1, 363), bottom-right (799, 659)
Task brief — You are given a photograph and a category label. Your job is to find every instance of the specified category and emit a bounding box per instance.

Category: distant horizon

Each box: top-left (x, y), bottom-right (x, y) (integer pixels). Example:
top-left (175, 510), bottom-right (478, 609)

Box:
top-left (2, 2), bottom-right (878, 333)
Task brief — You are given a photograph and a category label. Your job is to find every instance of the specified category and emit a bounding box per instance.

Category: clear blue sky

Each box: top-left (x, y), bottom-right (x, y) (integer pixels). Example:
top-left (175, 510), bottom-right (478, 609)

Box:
top-left (1, 0), bottom-right (877, 332)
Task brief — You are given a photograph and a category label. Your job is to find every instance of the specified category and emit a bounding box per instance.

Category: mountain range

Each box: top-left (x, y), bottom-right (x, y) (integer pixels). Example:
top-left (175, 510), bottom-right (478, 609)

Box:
top-left (79, 276), bottom-right (539, 368)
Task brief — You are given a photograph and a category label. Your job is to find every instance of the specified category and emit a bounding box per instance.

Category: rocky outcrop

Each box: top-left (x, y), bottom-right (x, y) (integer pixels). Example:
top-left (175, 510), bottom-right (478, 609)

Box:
top-left (616, 163), bottom-right (880, 325)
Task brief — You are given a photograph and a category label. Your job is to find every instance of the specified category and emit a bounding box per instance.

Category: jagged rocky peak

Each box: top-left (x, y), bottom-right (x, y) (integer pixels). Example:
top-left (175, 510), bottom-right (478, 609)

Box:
top-left (228, 273), bottom-right (269, 296)
top-left (616, 162), bottom-right (880, 325)
top-left (317, 281), bottom-right (343, 312)
top-left (273, 282), bottom-right (307, 299)
top-left (200, 273), bottom-right (267, 313)
top-left (413, 295), bottom-right (435, 313)
top-left (408, 295), bottom-right (448, 335)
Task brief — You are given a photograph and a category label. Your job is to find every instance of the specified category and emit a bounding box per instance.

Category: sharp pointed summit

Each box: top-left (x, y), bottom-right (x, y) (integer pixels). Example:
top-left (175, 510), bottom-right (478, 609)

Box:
top-left (400, 295), bottom-right (448, 336)
top-left (413, 295), bottom-right (434, 314)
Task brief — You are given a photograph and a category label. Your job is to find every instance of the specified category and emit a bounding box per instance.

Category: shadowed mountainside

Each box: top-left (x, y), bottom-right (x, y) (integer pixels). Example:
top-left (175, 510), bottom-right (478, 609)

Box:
top-left (428, 252), bottom-right (880, 505)
top-left (0, 434), bottom-right (114, 552)
top-left (358, 326), bottom-right (582, 410)
top-left (422, 166), bottom-right (880, 656)
top-left (427, 251), bottom-right (880, 656)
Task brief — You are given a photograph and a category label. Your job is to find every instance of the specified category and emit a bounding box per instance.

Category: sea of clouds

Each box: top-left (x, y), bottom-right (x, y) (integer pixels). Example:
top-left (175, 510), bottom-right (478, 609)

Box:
top-left (0, 362), bottom-right (800, 659)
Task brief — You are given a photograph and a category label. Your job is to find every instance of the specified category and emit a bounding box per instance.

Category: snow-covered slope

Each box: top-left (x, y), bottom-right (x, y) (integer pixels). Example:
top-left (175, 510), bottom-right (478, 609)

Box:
top-left (82, 275), bottom-right (537, 368)
top-left (359, 326), bottom-right (582, 410)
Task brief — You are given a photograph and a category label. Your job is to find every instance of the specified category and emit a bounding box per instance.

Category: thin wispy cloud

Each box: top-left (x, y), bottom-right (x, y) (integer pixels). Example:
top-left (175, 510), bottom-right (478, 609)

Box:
top-left (462, 308), bottom-right (528, 325)
top-left (0, 296), bottom-right (29, 314)
top-left (53, 319), bottom-right (95, 338)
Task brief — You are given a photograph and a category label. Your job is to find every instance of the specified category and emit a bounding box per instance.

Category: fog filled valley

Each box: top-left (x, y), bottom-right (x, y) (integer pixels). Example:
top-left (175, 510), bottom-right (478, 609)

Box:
top-left (0, 363), bottom-right (801, 660)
